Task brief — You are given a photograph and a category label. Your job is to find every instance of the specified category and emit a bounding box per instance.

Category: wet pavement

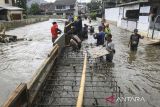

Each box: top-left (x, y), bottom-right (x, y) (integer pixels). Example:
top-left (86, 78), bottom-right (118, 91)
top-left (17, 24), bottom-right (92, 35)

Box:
top-left (0, 19), bottom-right (160, 107)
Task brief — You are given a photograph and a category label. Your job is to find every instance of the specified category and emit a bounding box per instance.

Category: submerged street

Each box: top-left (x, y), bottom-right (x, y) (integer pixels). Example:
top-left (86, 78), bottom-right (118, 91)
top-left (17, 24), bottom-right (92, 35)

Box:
top-left (0, 19), bottom-right (160, 107)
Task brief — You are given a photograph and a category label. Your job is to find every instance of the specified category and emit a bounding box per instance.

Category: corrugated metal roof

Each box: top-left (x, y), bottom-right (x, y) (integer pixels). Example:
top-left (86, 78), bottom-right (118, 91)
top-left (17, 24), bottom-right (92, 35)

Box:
top-left (0, 5), bottom-right (23, 11)
top-left (54, 0), bottom-right (77, 5)
top-left (117, 1), bottom-right (148, 7)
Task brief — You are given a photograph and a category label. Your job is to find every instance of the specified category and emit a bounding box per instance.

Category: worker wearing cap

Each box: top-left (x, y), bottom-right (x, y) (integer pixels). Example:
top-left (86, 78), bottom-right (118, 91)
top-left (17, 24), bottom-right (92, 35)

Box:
top-left (128, 29), bottom-right (144, 51)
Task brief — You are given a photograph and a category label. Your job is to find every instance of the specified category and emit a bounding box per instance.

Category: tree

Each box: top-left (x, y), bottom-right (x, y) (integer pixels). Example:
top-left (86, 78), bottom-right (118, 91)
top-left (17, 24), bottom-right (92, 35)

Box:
top-left (16, 0), bottom-right (27, 12)
top-left (87, 1), bottom-right (102, 19)
top-left (87, 1), bottom-right (102, 12)
top-left (29, 3), bottom-right (41, 15)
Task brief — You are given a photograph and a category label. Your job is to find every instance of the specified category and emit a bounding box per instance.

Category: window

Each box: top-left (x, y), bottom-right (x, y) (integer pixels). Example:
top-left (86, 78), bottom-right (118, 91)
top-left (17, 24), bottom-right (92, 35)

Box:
top-left (70, 5), bottom-right (74, 9)
top-left (150, 7), bottom-right (158, 21)
top-left (5, 0), bottom-right (9, 4)
top-left (56, 13), bottom-right (63, 15)
top-left (12, 0), bottom-right (15, 6)
top-left (125, 9), bottom-right (139, 20)
top-left (56, 5), bottom-right (65, 9)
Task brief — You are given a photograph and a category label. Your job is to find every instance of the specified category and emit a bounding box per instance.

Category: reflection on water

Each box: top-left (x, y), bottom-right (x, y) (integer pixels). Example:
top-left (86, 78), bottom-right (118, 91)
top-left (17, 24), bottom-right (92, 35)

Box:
top-left (127, 51), bottom-right (137, 64)
top-left (111, 25), bottom-right (160, 107)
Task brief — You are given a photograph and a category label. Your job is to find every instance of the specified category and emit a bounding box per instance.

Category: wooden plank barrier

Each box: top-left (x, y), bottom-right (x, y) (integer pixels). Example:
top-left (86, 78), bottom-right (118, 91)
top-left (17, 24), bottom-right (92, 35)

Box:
top-left (27, 44), bottom-right (59, 105)
top-left (3, 83), bottom-right (28, 107)
top-left (76, 53), bottom-right (87, 107)
top-left (3, 44), bottom-right (60, 107)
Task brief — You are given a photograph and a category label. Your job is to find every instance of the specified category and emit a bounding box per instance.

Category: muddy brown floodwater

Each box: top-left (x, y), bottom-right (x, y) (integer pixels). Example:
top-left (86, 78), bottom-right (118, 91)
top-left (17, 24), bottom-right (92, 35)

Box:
top-left (0, 19), bottom-right (65, 106)
top-left (111, 25), bottom-right (160, 107)
top-left (0, 19), bottom-right (160, 107)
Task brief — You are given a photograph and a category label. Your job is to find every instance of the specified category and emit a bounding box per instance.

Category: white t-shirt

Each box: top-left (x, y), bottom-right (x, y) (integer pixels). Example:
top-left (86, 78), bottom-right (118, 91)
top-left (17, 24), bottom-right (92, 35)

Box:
top-left (83, 19), bottom-right (89, 27)
top-left (106, 41), bottom-right (114, 50)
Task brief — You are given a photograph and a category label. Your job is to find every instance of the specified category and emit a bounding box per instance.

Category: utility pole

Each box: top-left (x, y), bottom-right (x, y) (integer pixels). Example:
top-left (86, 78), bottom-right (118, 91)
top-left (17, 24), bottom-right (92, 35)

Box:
top-left (101, 0), bottom-right (105, 18)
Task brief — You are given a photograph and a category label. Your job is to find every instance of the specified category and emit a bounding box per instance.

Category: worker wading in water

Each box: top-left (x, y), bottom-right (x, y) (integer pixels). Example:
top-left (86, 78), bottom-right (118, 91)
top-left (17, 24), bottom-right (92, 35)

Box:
top-left (128, 29), bottom-right (144, 51)
top-left (106, 35), bottom-right (115, 62)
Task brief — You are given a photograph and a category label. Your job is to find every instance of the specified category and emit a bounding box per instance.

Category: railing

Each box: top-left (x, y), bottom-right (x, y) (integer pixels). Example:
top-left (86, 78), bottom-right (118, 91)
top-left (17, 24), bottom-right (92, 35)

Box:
top-left (152, 15), bottom-right (160, 39)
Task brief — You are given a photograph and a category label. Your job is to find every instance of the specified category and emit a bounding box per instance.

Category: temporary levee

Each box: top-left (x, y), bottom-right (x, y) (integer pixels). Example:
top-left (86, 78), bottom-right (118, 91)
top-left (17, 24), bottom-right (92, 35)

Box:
top-left (105, 7), bottom-right (119, 22)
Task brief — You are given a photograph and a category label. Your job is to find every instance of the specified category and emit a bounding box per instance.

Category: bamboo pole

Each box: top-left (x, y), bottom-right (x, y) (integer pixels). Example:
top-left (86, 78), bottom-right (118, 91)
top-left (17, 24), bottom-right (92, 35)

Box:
top-left (76, 53), bottom-right (87, 107)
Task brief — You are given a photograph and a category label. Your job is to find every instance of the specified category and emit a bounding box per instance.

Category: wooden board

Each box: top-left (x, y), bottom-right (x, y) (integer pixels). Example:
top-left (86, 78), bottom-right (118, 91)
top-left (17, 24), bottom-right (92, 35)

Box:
top-left (76, 53), bottom-right (87, 107)
top-left (142, 37), bottom-right (160, 45)
top-left (87, 46), bottom-right (109, 58)
top-left (3, 83), bottom-right (27, 107)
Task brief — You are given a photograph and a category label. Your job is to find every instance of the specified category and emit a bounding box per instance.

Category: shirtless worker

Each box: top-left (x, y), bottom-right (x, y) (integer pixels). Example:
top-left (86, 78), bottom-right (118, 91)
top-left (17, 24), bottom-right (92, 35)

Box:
top-left (128, 29), bottom-right (144, 51)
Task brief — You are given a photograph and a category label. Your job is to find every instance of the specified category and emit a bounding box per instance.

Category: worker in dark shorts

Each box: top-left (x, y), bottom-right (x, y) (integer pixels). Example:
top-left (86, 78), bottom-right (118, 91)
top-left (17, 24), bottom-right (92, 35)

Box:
top-left (128, 29), bottom-right (144, 51)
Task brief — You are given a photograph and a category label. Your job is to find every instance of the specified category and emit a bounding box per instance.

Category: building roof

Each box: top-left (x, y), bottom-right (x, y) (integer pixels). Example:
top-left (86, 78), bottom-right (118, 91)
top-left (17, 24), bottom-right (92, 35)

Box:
top-left (0, 5), bottom-right (23, 11)
top-left (40, 3), bottom-right (55, 11)
top-left (117, 1), bottom-right (149, 7)
top-left (54, 0), bottom-right (77, 5)
top-left (54, 9), bottom-right (75, 13)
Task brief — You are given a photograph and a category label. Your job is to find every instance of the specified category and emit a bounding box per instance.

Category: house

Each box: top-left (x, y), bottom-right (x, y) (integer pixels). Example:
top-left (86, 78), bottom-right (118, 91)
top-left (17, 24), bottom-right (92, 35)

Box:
top-left (78, 3), bottom-right (88, 14)
top-left (0, 0), bottom-right (23, 21)
top-left (102, 0), bottom-right (118, 8)
top-left (53, 0), bottom-right (78, 17)
top-left (27, 0), bottom-right (47, 8)
top-left (105, 0), bottom-right (160, 39)
top-left (40, 3), bottom-right (55, 15)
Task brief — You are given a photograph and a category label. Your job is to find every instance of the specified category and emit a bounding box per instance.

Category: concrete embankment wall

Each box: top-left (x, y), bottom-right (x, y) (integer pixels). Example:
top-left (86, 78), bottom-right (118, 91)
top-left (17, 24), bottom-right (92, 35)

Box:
top-left (3, 34), bottom-right (66, 107)
top-left (0, 17), bottom-right (49, 31)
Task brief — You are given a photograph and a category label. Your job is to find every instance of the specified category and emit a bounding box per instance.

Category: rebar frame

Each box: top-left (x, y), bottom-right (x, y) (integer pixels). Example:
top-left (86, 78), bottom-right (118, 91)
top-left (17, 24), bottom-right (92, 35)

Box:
top-left (32, 46), bottom-right (124, 107)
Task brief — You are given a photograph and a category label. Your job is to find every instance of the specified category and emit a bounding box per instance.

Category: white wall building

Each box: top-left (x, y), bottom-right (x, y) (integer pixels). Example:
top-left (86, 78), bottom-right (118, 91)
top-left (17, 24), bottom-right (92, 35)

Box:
top-left (105, 1), bottom-right (160, 39)
top-left (0, 0), bottom-right (23, 21)
top-left (54, 0), bottom-right (78, 17)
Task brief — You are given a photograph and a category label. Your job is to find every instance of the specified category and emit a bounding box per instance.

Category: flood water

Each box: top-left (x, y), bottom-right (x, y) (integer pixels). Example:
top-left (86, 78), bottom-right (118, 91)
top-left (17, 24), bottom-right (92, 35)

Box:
top-left (0, 19), bottom-right (160, 107)
top-left (111, 25), bottom-right (160, 107)
top-left (0, 19), bottom-right (65, 106)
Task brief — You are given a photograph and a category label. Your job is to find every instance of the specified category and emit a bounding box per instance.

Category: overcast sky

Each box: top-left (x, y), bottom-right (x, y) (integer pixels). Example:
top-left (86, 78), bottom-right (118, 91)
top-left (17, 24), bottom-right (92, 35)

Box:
top-left (44, 0), bottom-right (91, 3)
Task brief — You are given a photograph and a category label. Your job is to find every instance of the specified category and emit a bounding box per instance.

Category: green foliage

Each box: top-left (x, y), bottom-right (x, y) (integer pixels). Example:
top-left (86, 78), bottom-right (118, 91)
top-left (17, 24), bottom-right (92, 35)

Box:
top-left (29, 3), bottom-right (41, 15)
top-left (87, 1), bottom-right (102, 19)
top-left (87, 1), bottom-right (102, 12)
top-left (90, 12), bottom-right (97, 20)
top-left (16, 0), bottom-right (27, 12)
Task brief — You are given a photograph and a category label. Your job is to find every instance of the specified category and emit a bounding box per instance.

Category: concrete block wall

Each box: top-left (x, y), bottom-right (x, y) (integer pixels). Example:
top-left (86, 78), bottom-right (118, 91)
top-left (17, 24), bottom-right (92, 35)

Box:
top-left (0, 17), bottom-right (49, 31)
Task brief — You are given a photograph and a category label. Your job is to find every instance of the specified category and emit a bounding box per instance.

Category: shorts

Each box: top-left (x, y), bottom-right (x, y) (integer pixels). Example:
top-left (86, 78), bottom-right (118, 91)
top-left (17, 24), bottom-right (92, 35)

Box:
top-left (130, 45), bottom-right (138, 51)
top-left (106, 53), bottom-right (113, 62)
top-left (52, 38), bottom-right (57, 44)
